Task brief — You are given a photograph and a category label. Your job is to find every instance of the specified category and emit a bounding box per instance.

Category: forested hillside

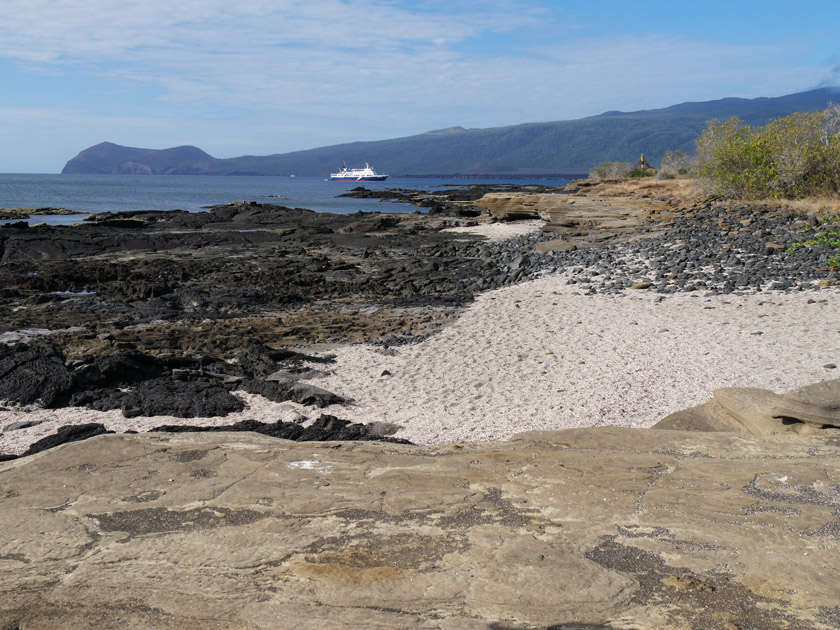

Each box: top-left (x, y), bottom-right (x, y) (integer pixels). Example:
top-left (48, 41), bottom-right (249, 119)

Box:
top-left (62, 88), bottom-right (840, 176)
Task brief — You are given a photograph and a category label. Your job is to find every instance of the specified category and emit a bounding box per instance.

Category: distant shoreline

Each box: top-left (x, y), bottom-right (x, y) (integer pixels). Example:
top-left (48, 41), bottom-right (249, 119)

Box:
top-left (0, 172), bottom-right (586, 180)
top-left (401, 173), bottom-right (587, 181)
top-left (49, 172), bottom-right (588, 180)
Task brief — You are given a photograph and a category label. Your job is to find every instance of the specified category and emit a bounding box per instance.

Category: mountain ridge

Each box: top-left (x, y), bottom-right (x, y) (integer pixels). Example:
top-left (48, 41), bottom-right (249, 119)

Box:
top-left (61, 88), bottom-right (840, 176)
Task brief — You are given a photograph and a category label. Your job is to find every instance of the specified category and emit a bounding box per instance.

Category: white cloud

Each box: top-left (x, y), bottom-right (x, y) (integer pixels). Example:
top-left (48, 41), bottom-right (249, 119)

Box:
top-left (0, 106), bottom-right (216, 171)
top-left (0, 0), bottom-right (544, 118)
top-left (0, 1), bottom-right (833, 171)
top-left (0, 2), bottom-right (823, 119)
top-left (0, 0), bottom-right (500, 63)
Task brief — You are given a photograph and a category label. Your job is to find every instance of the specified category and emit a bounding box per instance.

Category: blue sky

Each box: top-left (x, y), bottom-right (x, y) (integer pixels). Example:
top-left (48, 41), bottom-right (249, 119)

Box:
top-left (0, 0), bottom-right (838, 173)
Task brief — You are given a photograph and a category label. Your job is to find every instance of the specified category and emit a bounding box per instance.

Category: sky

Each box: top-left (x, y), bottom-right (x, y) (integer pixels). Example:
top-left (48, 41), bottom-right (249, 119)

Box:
top-left (1, 0), bottom-right (839, 173)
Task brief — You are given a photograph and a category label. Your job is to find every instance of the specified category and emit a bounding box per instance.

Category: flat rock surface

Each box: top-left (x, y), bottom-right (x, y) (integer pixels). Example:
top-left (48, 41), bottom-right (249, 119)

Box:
top-left (2, 428), bottom-right (840, 629)
top-left (473, 190), bottom-right (678, 252)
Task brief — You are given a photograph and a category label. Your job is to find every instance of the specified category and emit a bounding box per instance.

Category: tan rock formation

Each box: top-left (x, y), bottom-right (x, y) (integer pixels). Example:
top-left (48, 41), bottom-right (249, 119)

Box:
top-left (656, 379), bottom-right (840, 435)
top-left (2, 428), bottom-right (839, 629)
top-left (473, 190), bottom-right (681, 253)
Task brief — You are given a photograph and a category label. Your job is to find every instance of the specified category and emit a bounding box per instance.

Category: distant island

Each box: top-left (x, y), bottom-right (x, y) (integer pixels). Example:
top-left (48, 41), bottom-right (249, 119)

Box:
top-left (61, 88), bottom-right (840, 177)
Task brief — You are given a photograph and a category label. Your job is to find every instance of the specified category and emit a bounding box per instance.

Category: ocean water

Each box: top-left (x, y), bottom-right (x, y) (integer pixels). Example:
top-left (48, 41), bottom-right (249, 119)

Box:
top-left (0, 173), bottom-right (571, 226)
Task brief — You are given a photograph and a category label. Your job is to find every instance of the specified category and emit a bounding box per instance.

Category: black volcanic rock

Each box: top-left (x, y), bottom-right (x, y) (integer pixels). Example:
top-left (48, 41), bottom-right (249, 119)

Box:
top-left (151, 414), bottom-right (411, 443)
top-left (0, 344), bottom-right (74, 407)
top-left (69, 350), bottom-right (169, 390)
top-left (240, 379), bottom-right (346, 408)
top-left (21, 423), bottom-right (114, 457)
top-left (235, 342), bottom-right (315, 379)
top-left (0, 340), bottom-right (348, 420)
top-left (69, 378), bottom-right (246, 418)
top-left (2, 414), bottom-right (410, 461)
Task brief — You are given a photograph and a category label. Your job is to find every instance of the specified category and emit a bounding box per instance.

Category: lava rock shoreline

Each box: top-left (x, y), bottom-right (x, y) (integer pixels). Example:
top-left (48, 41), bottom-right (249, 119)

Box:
top-left (1, 182), bottom-right (839, 457)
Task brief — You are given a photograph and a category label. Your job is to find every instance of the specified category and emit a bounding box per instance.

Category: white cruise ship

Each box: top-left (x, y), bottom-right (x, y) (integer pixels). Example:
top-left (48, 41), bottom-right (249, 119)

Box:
top-left (329, 163), bottom-right (388, 181)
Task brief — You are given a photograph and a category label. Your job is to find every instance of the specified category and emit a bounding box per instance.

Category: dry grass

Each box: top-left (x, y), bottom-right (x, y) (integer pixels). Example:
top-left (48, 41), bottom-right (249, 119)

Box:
top-left (579, 177), bottom-right (703, 201)
top-left (715, 195), bottom-right (840, 217)
top-left (777, 197), bottom-right (840, 217)
top-left (577, 177), bottom-right (840, 216)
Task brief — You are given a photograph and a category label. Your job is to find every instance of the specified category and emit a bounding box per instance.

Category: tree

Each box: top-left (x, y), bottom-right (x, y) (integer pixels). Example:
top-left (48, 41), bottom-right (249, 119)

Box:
top-left (659, 150), bottom-right (689, 176)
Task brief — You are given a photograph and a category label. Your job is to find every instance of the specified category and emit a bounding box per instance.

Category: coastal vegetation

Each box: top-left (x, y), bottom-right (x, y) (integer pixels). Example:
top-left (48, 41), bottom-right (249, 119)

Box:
top-left (588, 164), bottom-right (654, 179)
top-left (588, 104), bottom-right (840, 269)
top-left (658, 150), bottom-right (690, 177)
top-left (690, 106), bottom-right (840, 268)
top-left (786, 215), bottom-right (840, 266)
top-left (588, 161), bottom-right (632, 178)
top-left (589, 153), bottom-right (663, 179)
top-left (694, 105), bottom-right (840, 199)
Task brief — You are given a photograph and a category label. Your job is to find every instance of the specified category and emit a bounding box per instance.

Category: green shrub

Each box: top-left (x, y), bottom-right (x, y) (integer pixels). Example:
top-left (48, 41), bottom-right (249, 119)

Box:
top-left (694, 106), bottom-right (840, 199)
top-left (787, 215), bottom-right (840, 267)
top-left (628, 168), bottom-right (654, 178)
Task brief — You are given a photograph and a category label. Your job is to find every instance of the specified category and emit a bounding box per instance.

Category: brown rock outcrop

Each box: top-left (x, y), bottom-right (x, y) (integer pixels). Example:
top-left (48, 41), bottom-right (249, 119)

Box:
top-left (655, 379), bottom-right (840, 435)
top-left (2, 428), bottom-right (839, 629)
top-left (473, 191), bottom-right (679, 253)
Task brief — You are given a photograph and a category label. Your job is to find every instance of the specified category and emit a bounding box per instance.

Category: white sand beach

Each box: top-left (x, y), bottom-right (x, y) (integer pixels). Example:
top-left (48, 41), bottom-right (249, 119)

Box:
top-left (2, 267), bottom-right (838, 454)
top-left (308, 275), bottom-right (840, 444)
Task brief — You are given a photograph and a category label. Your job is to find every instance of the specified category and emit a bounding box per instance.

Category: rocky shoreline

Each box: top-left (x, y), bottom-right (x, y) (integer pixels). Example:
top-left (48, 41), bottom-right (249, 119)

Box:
top-left (1, 179), bottom-right (840, 457)
top-left (3, 179), bottom-right (840, 628)
top-left (0, 190), bottom-right (546, 456)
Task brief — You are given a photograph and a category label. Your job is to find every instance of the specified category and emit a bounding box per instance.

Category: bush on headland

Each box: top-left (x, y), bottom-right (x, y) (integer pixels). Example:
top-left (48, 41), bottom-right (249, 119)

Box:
top-left (694, 105), bottom-right (840, 199)
top-left (590, 152), bottom-right (687, 180)
top-left (589, 162), bottom-right (657, 179)
top-left (657, 150), bottom-right (690, 178)
top-left (588, 161), bottom-right (633, 179)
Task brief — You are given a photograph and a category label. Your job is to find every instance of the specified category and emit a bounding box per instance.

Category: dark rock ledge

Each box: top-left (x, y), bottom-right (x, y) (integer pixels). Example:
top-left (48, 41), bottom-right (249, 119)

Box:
top-left (0, 338), bottom-right (396, 460)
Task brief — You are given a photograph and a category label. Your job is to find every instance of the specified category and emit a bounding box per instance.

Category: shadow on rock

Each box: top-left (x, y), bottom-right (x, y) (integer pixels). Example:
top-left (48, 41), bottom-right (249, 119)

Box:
top-left (1, 414), bottom-right (409, 461)
top-left (20, 423), bottom-right (113, 458)
top-left (151, 414), bottom-right (410, 444)
top-left (488, 624), bottom-right (615, 630)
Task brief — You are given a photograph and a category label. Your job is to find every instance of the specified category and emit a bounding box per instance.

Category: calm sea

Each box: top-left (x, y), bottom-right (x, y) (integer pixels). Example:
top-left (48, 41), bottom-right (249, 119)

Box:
top-left (0, 173), bottom-right (571, 226)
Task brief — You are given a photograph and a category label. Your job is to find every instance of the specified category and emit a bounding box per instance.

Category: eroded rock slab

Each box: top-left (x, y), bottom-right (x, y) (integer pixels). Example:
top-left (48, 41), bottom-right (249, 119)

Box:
top-left (1, 428), bottom-right (839, 629)
top-left (472, 191), bottom-right (678, 253)
top-left (656, 379), bottom-right (840, 435)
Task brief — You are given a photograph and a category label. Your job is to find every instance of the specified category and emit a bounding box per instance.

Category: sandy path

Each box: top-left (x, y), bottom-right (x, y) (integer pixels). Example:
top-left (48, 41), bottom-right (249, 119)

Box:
top-left (441, 220), bottom-right (544, 240)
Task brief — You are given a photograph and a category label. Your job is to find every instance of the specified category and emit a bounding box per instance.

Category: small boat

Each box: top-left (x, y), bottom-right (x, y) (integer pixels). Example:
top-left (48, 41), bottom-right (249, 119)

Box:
top-left (329, 163), bottom-right (388, 181)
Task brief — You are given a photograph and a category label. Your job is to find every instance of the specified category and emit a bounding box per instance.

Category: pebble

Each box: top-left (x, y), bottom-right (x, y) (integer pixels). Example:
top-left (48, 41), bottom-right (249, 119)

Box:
top-left (472, 203), bottom-right (839, 296)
